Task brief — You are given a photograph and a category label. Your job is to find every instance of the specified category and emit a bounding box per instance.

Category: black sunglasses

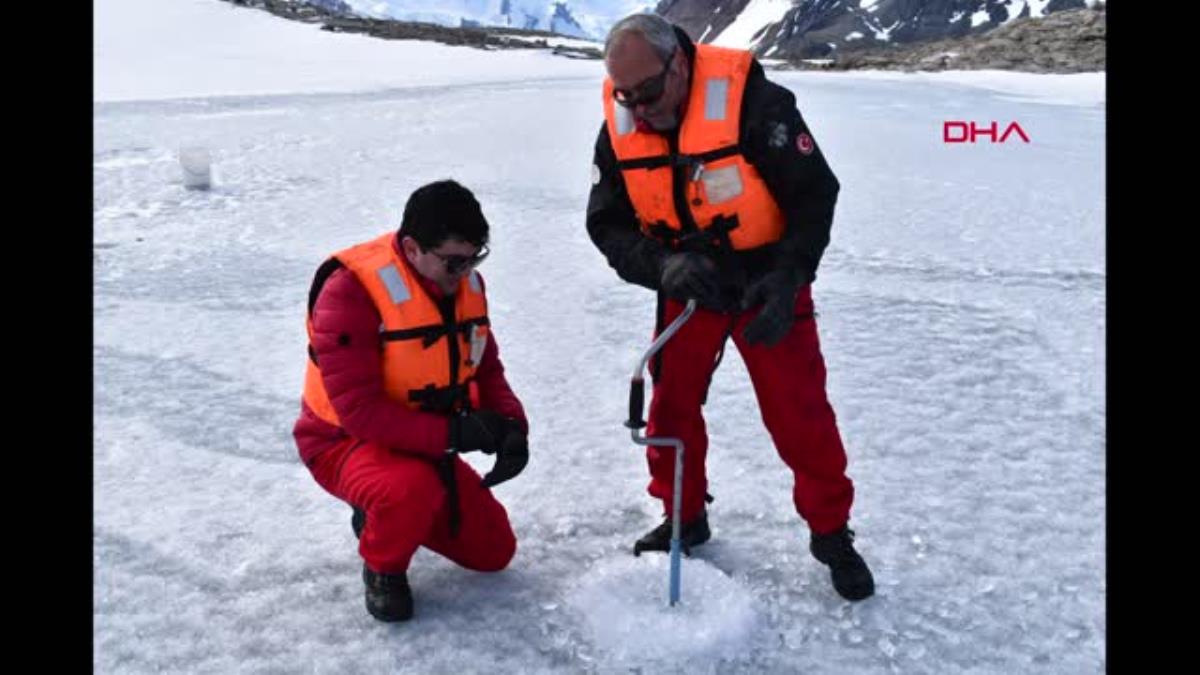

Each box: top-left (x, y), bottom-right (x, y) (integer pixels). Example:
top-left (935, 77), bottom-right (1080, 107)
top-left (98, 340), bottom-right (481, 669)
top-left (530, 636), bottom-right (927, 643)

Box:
top-left (612, 53), bottom-right (674, 108)
top-left (425, 244), bottom-right (489, 274)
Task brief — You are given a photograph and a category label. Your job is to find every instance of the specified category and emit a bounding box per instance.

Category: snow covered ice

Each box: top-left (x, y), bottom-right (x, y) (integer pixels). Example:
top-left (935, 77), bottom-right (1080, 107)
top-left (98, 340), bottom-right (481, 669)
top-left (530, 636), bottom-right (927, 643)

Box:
top-left (565, 556), bottom-right (759, 668)
top-left (95, 1), bottom-right (1105, 672)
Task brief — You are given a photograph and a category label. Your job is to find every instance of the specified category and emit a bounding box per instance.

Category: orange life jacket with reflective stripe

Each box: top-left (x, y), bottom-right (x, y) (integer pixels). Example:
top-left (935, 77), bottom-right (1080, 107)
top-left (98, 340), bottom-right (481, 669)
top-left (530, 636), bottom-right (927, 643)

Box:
top-left (602, 44), bottom-right (785, 251)
top-left (302, 233), bottom-right (488, 428)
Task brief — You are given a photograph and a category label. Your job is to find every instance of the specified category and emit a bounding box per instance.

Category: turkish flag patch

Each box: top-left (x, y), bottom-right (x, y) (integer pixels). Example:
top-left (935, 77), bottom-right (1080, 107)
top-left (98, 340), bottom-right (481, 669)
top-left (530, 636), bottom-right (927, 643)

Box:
top-left (796, 132), bottom-right (814, 155)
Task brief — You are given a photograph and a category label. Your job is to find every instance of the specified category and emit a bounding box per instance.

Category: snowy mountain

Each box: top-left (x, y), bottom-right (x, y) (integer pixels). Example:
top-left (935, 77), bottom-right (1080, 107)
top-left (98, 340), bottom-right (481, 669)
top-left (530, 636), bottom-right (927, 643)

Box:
top-left (657, 0), bottom-right (1105, 59)
top-left (339, 1), bottom-right (657, 39)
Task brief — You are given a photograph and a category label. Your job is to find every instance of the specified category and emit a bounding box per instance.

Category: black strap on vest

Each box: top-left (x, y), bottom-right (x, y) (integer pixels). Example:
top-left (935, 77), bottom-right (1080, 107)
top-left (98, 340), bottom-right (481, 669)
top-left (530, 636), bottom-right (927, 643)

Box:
top-left (380, 316), bottom-right (490, 349)
top-left (439, 414), bottom-right (465, 537)
top-left (615, 144), bottom-right (742, 171)
top-left (432, 295), bottom-right (476, 539)
top-left (396, 307), bottom-right (485, 536)
top-left (307, 258), bottom-right (346, 318)
top-left (306, 258), bottom-right (347, 364)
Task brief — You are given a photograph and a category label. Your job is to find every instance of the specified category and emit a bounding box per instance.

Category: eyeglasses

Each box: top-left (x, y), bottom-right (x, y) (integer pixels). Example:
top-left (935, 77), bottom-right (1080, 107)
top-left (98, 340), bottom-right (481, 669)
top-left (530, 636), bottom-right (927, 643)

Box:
top-left (425, 244), bottom-right (489, 275)
top-left (612, 54), bottom-right (674, 108)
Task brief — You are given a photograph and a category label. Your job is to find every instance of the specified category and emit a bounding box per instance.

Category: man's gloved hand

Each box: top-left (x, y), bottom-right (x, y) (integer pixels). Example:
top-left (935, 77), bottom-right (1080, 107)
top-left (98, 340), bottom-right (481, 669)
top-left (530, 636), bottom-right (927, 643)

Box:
top-left (481, 422), bottom-right (528, 489)
top-left (455, 409), bottom-right (513, 454)
top-left (741, 269), bottom-right (808, 347)
top-left (660, 252), bottom-right (721, 308)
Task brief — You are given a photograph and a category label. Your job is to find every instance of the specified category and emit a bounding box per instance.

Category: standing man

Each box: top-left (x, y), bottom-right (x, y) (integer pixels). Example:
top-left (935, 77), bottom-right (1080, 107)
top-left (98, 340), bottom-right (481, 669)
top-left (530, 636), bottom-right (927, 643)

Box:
top-left (295, 180), bottom-right (530, 621)
top-left (586, 14), bottom-right (874, 601)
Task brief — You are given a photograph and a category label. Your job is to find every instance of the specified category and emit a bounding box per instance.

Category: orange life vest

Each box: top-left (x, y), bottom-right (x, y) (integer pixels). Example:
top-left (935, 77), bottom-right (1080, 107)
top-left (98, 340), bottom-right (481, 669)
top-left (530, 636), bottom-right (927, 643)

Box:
top-left (302, 233), bottom-right (489, 427)
top-left (602, 44), bottom-right (785, 251)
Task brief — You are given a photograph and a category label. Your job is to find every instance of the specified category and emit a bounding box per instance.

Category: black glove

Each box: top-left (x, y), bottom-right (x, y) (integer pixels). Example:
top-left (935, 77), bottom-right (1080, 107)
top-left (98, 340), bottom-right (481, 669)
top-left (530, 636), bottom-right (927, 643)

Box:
top-left (660, 252), bottom-right (721, 307)
top-left (481, 425), bottom-right (528, 489)
top-left (741, 269), bottom-right (806, 347)
top-left (455, 410), bottom-right (512, 454)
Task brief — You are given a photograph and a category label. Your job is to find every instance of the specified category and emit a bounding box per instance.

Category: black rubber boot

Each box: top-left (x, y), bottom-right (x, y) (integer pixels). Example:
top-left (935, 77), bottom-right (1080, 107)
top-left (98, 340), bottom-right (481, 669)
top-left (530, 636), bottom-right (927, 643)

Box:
top-left (362, 564), bottom-right (413, 622)
top-left (633, 509), bottom-right (711, 556)
top-left (810, 525), bottom-right (875, 601)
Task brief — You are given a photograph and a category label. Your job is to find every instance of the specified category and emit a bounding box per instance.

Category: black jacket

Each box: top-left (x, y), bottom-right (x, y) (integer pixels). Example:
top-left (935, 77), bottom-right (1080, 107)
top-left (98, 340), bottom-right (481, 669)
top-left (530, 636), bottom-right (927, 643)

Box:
top-left (585, 28), bottom-right (840, 307)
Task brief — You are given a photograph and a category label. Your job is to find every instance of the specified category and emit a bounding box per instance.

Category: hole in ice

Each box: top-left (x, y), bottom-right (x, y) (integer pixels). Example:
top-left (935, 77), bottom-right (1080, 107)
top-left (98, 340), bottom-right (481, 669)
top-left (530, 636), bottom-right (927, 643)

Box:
top-left (564, 555), bottom-right (759, 664)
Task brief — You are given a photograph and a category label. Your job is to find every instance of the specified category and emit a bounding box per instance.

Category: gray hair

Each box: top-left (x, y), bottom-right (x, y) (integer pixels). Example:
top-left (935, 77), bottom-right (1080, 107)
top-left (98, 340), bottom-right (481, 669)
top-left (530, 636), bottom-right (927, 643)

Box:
top-left (604, 13), bottom-right (679, 63)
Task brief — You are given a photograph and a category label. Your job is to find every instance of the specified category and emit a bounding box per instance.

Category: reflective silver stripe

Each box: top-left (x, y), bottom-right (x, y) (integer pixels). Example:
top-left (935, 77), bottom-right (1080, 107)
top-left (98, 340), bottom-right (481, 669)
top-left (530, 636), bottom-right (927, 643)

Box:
top-left (705, 78), bottom-right (729, 121)
top-left (615, 105), bottom-right (635, 135)
top-left (468, 270), bottom-right (482, 293)
top-left (377, 264), bottom-right (410, 304)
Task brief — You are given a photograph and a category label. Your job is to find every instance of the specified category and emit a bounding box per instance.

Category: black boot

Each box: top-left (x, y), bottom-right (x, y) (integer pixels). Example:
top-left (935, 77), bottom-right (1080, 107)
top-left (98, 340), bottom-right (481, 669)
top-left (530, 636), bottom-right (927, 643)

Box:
top-left (351, 507), bottom-right (366, 539)
top-left (633, 509), bottom-right (711, 556)
top-left (362, 565), bottom-right (413, 622)
top-left (810, 525), bottom-right (875, 601)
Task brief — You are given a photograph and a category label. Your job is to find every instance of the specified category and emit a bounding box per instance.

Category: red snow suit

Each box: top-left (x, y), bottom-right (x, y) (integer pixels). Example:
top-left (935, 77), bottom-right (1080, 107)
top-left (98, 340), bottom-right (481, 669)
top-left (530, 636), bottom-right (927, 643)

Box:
top-left (294, 232), bottom-right (526, 574)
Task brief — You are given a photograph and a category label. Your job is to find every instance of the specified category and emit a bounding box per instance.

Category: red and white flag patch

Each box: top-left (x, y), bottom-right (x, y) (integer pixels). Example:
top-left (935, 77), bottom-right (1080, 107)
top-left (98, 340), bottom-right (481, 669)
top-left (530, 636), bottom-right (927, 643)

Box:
top-left (796, 132), bottom-right (814, 155)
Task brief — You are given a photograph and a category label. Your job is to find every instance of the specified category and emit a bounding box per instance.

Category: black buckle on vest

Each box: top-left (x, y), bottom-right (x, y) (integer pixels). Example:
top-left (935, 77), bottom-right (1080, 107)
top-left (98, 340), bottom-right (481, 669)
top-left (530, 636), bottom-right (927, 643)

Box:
top-left (422, 327), bottom-right (446, 349)
top-left (408, 382), bottom-right (472, 414)
top-left (647, 214), bottom-right (740, 253)
top-left (673, 153), bottom-right (699, 169)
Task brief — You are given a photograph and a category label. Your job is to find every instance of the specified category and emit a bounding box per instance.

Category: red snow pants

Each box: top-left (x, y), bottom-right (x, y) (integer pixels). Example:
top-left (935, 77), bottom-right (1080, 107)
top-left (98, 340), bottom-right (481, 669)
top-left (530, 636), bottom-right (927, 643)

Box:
top-left (644, 285), bottom-right (854, 535)
top-left (308, 440), bottom-right (516, 574)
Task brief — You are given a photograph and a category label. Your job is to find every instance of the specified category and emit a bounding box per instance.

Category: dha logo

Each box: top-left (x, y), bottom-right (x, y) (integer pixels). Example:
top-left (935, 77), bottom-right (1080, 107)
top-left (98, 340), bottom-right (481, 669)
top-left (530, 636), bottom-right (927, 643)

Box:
top-left (943, 121), bottom-right (1030, 144)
